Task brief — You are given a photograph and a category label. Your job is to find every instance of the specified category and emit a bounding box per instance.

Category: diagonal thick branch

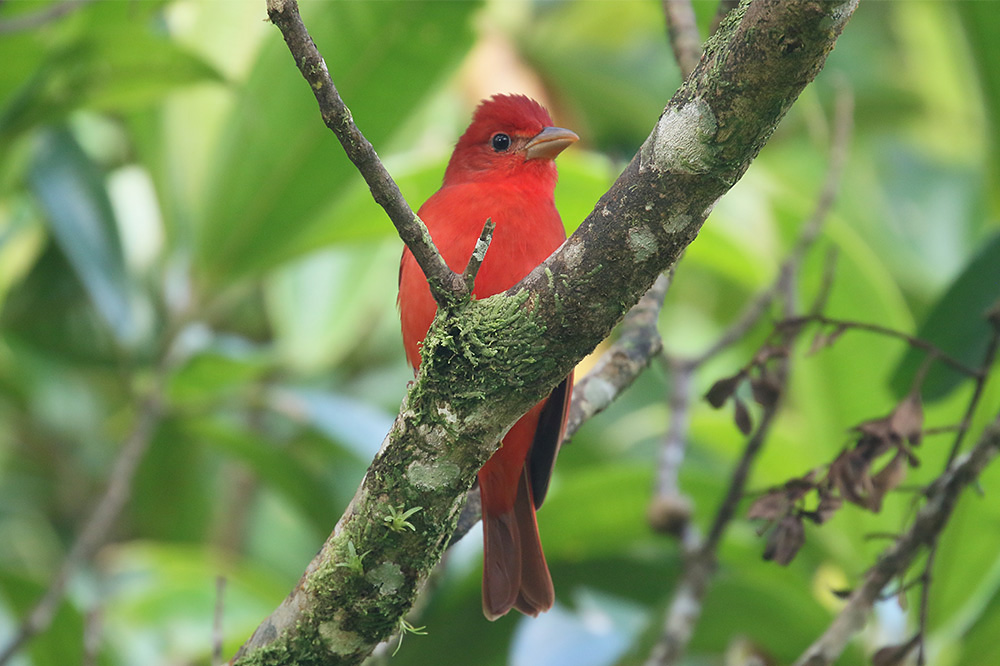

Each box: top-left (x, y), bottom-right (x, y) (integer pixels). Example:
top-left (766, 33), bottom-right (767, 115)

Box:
top-left (234, 1), bottom-right (859, 663)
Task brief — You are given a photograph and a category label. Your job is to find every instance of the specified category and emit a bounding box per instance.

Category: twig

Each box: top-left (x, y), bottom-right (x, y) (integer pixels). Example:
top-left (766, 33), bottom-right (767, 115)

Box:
top-left (645, 383), bottom-right (786, 666)
top-left (0, 391), bottom-right (164, 664)
top-left (946, 318), bottom-right (999, 466)
top-left (792, 416), bottom-right (1000, 666)
top-left (661, 0), bottom-right (702, 78)
top-left (265, 0), bottom-right (465, 307)
top-left (82, 607), bottom-right (102, 666)
top-left (461, 219), bottom-right (495, 295)
top-left (913, 318), bottom-right (999, 665)
top-left (706, 396), bottom-right (784, 552)
top-left (781, 314), bottom-right (982, 379)
top-left (214, 576), bottom-right (226, 666)
top-left (648, 357), bottom-right (695, 531)
top-left (0, 0), bottom-right (93, 34)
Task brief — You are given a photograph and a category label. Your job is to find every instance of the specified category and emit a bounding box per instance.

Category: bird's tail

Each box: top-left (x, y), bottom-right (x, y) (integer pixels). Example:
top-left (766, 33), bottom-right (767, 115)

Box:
top-left (480, 466), bottom-right (554, 621)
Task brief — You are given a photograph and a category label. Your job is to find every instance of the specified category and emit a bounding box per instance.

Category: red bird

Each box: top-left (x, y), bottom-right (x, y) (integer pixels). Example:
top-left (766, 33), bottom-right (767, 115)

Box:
top-left (398, 94), bottom-right (577, 620)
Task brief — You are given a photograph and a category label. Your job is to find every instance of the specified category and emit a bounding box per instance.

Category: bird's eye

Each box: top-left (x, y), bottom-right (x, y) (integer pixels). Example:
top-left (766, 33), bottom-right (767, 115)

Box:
top-left (491, 133), bottom-right (511, 152)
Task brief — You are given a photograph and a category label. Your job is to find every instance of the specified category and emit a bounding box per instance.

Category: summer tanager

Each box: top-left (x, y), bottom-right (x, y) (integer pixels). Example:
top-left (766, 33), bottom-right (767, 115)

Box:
top-left (398, 94), bottom-right (577, 620)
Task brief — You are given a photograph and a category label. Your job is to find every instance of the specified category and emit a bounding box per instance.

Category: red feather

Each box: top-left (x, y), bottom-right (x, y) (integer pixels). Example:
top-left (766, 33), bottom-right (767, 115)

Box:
top-left (398, 94), bottom-right (576, 620)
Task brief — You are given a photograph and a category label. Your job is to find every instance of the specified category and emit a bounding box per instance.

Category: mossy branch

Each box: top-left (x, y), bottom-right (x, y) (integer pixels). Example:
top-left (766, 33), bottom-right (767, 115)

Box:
top-left (235, 0), bottom-right (859, 663)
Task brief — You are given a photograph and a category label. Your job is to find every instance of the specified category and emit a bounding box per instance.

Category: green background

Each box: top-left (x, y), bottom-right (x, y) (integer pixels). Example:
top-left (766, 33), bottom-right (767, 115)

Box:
top-left (0, 1), bottom-right (998, 664)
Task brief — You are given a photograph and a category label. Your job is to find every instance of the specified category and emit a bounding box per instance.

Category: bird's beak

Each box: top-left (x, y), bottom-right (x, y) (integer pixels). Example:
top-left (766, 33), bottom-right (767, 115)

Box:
top-left (524, 126), bottom-right (579, 160)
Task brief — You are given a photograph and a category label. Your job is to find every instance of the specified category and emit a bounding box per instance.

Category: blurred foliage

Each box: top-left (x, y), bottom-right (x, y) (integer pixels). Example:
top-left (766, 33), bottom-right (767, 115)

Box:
top-left (0, 1), bottom-right (998, 665)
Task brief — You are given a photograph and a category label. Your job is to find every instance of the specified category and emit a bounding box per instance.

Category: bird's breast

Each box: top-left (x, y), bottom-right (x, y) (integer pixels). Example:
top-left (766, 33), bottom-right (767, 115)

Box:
top-left (425, 181), bottom-right (566, 298)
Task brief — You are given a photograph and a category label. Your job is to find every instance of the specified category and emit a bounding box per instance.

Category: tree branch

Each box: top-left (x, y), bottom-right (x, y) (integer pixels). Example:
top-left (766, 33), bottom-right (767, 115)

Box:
top-left (0, 0), bottom-right (93, 34)
top-left (793, 416), bottom-right (1000, 666)
top-left (662, 0), bottom-right (703, 78)
top-left (234, 1), bottom-right (859, 663)
top-left (264, 0), bottom-right (466, 308)
top-left (565, 271), bottom-right (671, 439)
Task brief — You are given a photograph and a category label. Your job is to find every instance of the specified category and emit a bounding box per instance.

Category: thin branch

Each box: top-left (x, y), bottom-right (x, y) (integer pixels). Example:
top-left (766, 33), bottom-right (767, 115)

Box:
top-left (647, 357), bottom-right (695, 535)
top-left (706, 396), bottom-right (784, 552)
top-left (565, 271), bottom-right (671, 438)
top-left (0, 390), bottom-right (164, 664)
top-left (82, 607), bottom-right (102, 666)
top-left (0, 0), bottom-right (93, 34)
top-left (792, 416), bottom-right (1000, 666)
top-left (946, 315), bottom-right (1000, 465)
top-left (914, 317), bottom-right (999, 665)
top-left (214, 577), bottom-right (226, 666)
top-left (645, 379), bottom-right (786, 666)
top-left (265, 0), bottom-right (465, 307)
top-left (461, 218), bottom-right (495, 295)
top-left (662, 0), bottom-right (702, 79)
top-left (781, 314), bottom-right (983, 379)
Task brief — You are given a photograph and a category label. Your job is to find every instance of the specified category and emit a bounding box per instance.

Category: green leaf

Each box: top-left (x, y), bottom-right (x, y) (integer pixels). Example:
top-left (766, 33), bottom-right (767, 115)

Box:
top-left (264, 242), bottom-right (399, 373)
top-left (190, 415), bottom-right (352, 536)
top-left (195, 0), bottom-right (481, 286)
top-left (100, 542), bottom-right (288, 663)
top-left (28, 127), bottom-right (141, 346)
top-left (960, 587), bottom-right (1000, 666)
top-left (957, 1), bottom-right (1000, 212)
top-left (539, 464), bottom-right (656, 560)
top-left (891, 232), bottom-right (1000, 399)
top-left (0, 198), bottom-right (45, 310)
top-left (0, 2), bottom-right (221, 143)
top-left (166, 336), bottom-right (273, 406)
top-left (131, 419), bottom-right (213, 543)
top-left (0, 245), bottom-right (120, 362)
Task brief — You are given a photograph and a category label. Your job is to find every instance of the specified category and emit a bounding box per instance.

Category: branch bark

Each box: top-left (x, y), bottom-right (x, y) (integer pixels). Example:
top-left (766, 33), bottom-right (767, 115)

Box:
top-left (234, 1), bottom-right (859, 663)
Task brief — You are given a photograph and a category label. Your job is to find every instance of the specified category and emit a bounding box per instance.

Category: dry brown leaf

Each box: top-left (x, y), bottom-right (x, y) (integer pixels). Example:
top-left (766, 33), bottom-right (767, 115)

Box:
top-left (734, 397), bottom-right (753, 435)
top-left (763, 515), bottom-right (805, 565)
top-left (890, 392), bottom-right (924, 448)
top-left (750, 372), bottom-right (782, 409)
top-left (706, 372), bottom-right (743, 408)
top-left (748, 490), bottom-right (790, 522)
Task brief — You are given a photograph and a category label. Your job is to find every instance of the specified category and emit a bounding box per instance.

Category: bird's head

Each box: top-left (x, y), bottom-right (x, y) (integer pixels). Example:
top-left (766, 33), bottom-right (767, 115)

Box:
top-left (443, 94), bottom-right (578, 187)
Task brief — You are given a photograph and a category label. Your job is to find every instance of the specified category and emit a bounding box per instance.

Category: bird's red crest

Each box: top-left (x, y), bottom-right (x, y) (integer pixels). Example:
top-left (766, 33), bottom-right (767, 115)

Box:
top-left (444, 94), bottom-right (559, 185)
top-left (460, 94), bottom-right (554, 146)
